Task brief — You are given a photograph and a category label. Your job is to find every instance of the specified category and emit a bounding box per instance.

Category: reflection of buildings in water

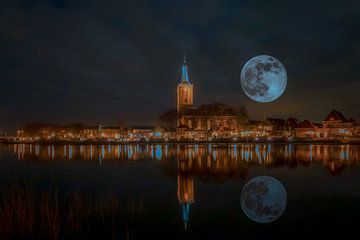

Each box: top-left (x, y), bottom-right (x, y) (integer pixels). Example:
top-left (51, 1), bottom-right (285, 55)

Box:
top-left (13, 144), bottom-right (158, 162)
top-left (177, 174), bottom-right (194, 230)
top-left (325, 161), bottom-right (344, 175)
top-left (12, 144), bottom-right (360, 174)
top-left (9, 143), bottom-right (360, 229)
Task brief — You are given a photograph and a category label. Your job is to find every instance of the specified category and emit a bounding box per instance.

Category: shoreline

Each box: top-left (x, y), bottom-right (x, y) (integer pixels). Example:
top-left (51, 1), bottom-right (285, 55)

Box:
top-left (1, 138), bottom-right (359, 145)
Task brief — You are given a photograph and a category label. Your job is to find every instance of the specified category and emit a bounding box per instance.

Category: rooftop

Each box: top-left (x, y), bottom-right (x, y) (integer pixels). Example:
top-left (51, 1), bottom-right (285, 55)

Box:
top-left (297, 120), bottom-right (315, 129)
top-left (323, 110), bottom-right (347, 122)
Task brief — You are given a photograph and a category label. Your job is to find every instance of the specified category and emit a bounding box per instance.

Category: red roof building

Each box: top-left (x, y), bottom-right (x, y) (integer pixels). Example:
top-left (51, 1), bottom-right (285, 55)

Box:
top-left (295, 120), bottom-right (321, 138)
top-left (323, 110), bottom-right (347, 122)
top-left (322, 110), bottom-right (355, 138)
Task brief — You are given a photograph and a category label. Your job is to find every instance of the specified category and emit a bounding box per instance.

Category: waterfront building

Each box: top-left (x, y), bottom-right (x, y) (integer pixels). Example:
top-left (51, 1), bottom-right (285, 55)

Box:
top-left (127, 126), bottom-right (156, 141)
top-left (295, 120), bottom-right (320, 138)
top-left (265, 118), bottom-right (286, 132)
top-left (322, 110), bottom-right (355, 138)
top-left (257, 117), bottom-right (300, 137)
top-left (98, 126), bottom-right (123, 140)
top-left (284, 117), bottom-right (299, 137)
top-left (176, 56), bottom-right (245, 140)
top-left (294, 110), bottom-right (358, 139)
top-left (82, 126), bottom-right (100, 139)
top-left (240, 120), bottom-right (265, 137)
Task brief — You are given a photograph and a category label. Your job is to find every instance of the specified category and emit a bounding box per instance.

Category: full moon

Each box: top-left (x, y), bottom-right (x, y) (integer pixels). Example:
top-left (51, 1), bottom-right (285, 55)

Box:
top-left (240, 176), bottom-right (287, 223)
top-left (240, 55), bottom-right (287, 102)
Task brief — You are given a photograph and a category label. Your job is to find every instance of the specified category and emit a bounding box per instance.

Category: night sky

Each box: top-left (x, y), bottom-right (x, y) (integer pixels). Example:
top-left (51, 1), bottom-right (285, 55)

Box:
top-left (1, 0), bottom-right (359, 133)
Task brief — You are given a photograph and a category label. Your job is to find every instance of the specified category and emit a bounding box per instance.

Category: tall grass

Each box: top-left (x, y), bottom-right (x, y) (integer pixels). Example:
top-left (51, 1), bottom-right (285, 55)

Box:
top-left (0, 177), bottom-right (145, 239)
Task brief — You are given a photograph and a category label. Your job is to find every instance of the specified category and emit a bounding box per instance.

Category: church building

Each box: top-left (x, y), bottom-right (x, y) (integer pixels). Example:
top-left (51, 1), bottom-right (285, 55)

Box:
top-left (176, 56), bottom-right (245, 140)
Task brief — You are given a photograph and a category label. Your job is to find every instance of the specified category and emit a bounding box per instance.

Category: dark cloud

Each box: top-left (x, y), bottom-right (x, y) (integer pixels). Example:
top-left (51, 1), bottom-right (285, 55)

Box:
top-left (0, 0), bottom-right (359, 132)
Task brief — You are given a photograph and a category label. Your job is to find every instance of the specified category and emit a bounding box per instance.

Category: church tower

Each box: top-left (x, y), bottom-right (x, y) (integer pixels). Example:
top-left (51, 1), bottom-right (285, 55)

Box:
top-left (177, 174), bottom-right (195, 230)
top-left (177, 54), bottom-right (193, 112)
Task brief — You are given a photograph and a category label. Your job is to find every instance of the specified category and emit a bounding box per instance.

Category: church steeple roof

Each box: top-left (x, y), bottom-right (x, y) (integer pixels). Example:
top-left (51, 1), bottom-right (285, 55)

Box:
top-left (181, 54), bottom-right (190, 83)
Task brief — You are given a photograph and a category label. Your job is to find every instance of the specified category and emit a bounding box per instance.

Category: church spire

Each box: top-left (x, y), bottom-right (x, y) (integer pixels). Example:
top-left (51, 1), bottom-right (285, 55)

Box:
top-left (177, 53), bottom-right (193, 112)
top-left (181, 53), bottom-right (190, 83)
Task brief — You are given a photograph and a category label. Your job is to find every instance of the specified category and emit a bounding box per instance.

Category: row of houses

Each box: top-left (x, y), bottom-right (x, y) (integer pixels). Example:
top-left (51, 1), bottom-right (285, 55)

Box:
top-left (15, 110), bottom-right (360, 142)
top-left (176, 110), bottom-right (360, 141)
top-left (16, 125), bottom-right (163, 142)
top-left (265, 110), bottom-right (359, 139)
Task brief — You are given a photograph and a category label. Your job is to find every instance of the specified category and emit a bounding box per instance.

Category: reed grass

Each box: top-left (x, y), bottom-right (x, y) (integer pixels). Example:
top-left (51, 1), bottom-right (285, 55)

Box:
top-left (0, 176), bottom-right (145, 239)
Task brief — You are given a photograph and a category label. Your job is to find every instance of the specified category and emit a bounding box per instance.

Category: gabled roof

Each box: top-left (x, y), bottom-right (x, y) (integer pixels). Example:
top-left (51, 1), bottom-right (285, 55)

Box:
top-left (266, 118), bottom-right (286, 126)
top-left (286, 117), bottom-right (299, 128)
top-left (286, 117), bottom-right (299, 123)
top-left (323, 110), bottom-right (347, 122)
top-left (297, 120), bottom-right (314, 129)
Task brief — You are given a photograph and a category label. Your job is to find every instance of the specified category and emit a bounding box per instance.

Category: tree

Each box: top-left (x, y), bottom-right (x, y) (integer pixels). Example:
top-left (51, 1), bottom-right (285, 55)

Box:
top-left (234, 106), bottom-right (248, 124)
top-left (158, 108), bottom-right (178, 131)
top-left (184, 102), bottom-right (248, 120)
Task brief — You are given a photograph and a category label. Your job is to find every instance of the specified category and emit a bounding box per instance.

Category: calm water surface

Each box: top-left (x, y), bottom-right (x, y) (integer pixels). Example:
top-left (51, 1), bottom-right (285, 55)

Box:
top-left (0, 143), bottom-right (360, 239)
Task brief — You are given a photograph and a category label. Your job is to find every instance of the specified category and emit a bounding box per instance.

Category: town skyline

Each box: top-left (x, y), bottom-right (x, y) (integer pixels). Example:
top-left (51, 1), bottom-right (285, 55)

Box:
top-left (1, 0), bottom-right (359, 134)
top-left (1, 53), bottom-right (359, 134)
top-left (1, 1), bottom-right (359, 238)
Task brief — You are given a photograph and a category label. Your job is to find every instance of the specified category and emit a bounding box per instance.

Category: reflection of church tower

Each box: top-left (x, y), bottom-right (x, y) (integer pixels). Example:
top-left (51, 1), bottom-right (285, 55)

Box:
top-left (177, 174), bottom-right (195, 230)
top-left (177, 54), bottom-right (193, 113)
